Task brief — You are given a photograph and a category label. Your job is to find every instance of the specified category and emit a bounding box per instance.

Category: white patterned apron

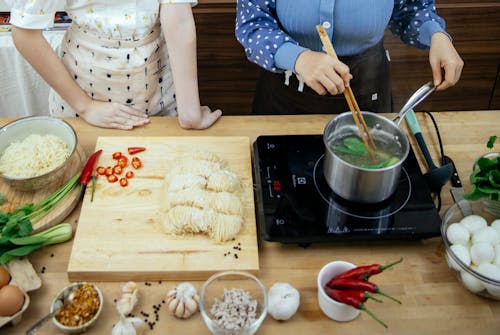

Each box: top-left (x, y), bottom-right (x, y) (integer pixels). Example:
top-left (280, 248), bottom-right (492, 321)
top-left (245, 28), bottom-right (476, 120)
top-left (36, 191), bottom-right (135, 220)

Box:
top-left (49, 21), bottom-right (177, 117)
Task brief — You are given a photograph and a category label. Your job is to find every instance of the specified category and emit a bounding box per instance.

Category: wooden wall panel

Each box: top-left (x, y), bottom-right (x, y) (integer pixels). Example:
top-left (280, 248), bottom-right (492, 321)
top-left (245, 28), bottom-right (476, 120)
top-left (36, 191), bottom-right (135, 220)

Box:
top-left (194, 2), bottom-right (500, 115)
top-left (194, 10), bottom-right (258, 115)
top-left (491, 65), bottom-right (500, 109)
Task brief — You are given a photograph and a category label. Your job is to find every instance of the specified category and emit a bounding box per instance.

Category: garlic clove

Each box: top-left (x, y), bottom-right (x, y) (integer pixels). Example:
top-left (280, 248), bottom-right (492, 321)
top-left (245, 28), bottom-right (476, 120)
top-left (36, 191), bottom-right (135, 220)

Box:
top-left (185, 297), bottom-right (199, 315)
top-left (112, 318), bottom-right (141, 335)
top-left (116, 282), bottom-right (139, 317)
top-left (174, 299), bottom-right (186, 318)
top-left (168, 297), bottom-right (179, 313)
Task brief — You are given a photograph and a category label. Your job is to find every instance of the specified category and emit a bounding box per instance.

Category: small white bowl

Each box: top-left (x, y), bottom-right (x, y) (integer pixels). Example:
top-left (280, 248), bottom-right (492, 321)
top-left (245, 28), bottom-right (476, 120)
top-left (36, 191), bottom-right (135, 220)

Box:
top-left (317, 261), bottom-right (361, 322)
top-left (50, 282), bottom-right (103, 334)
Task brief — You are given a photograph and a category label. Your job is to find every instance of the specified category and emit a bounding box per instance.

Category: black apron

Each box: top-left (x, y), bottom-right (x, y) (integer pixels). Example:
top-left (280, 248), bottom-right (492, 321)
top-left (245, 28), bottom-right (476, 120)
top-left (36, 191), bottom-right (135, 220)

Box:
top-left (252, 39), bottom-right (392, 115)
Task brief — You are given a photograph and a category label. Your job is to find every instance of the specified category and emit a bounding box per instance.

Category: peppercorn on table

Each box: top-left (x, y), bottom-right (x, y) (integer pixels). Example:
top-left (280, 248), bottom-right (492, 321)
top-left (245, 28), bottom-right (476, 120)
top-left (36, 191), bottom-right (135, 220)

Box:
top-left (1, 112), bottom-right (500, 335)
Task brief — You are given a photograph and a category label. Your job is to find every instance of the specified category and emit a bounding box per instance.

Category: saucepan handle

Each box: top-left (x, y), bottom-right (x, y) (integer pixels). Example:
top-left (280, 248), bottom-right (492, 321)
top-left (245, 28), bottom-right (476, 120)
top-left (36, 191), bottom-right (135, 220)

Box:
top-left (392, 82), bottom-right (435, 126)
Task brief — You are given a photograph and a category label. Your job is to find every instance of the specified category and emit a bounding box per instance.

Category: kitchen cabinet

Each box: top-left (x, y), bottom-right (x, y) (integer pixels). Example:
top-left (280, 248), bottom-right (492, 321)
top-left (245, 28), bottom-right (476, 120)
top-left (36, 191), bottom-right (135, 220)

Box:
top-left (194, 0), bottom-right (500, 114)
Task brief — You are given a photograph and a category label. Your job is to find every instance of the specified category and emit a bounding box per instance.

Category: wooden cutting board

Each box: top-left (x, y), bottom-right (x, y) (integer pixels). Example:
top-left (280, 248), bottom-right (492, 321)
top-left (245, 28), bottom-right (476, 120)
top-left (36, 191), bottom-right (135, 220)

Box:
top-left (0, 144), bottom-right (85, 233)
top-left (68, 136), bottom-right (259, 281)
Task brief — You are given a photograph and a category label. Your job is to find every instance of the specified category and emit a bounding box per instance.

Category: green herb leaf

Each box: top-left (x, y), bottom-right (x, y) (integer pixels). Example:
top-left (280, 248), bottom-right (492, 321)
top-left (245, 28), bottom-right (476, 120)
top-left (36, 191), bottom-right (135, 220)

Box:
top-left (0, 193), bottom-right (4, 206)
top-left (487, 136), bottom-right (497, 149)
top-left (343, 137), bottom-right (368, 155)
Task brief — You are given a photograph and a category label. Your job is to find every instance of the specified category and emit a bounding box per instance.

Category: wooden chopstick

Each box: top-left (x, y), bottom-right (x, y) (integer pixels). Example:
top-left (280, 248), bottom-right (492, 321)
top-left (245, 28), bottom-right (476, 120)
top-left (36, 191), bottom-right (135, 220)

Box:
top-left (315, 25), bottom-right (377, 161)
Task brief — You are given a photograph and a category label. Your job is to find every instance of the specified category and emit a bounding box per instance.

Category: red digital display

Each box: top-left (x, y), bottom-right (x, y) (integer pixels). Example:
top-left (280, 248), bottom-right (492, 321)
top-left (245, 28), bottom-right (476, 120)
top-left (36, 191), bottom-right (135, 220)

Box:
top-left (273, 180), bottom-right (281, 191)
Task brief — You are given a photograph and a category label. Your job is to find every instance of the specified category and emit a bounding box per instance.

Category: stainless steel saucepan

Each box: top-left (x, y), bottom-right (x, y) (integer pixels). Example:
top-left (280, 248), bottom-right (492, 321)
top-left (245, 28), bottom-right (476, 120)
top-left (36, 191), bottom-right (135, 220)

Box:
top-left (322, 82), bottom-right (435, 203)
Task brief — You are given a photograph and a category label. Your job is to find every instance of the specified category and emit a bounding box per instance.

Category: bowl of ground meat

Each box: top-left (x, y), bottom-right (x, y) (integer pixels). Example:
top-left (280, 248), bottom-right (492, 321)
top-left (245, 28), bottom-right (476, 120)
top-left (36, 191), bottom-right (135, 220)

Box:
top-left (0, 116), bottom-right (77, 191)
top-left (200, 271), bottom-right (268, 335)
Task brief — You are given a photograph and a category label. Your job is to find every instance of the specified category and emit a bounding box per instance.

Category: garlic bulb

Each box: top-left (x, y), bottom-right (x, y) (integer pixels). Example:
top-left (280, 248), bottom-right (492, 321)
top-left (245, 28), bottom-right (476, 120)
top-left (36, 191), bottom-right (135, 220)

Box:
top-left (267, 282), bottom-right (300, 321)
top-left (166, 282), bottom-right (199, 319)
top-left (116, 281), bottom-right (139, 317)
top-left (112, 317), bottom-right (146, 335)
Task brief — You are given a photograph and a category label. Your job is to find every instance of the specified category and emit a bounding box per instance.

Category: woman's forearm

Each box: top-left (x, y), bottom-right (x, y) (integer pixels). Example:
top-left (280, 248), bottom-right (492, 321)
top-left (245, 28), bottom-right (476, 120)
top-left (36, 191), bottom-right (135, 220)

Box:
top-left (160, 4), bottom-right (202, 128)
top-left (11, 27), bottom-right (91, 114)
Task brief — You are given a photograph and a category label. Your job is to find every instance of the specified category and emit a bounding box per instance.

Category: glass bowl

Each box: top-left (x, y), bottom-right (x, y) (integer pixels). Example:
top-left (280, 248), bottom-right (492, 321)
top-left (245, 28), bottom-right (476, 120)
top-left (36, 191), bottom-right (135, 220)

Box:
top-left (200, 271), bottom-right (267, 335)
top-left (441, 199), bottom-right (500, 300)
top-left (50, 282), bottom-right (103, 334)
top-left (0, 116), bottom-right (77, 191)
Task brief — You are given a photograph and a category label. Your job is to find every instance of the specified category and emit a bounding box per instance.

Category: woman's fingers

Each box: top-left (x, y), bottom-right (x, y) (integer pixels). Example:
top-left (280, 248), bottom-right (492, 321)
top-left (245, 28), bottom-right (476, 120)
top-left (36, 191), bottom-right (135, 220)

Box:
top-left (295, 50), bottom-right (352, 96)
top-left (429, 33), bottom-right (464, 91)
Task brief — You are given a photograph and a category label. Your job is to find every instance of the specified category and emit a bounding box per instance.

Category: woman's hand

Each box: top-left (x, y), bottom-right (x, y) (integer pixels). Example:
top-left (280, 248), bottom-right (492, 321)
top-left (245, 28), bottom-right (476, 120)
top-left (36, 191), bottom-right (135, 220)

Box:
top-left (295, 50), bottom-right (352, 95)
top-left (79, 100), bottom-right (149, 130)
top-left (178, 105), bottom-right (222, 130)
top-left (429, 32), bottom-right (464, 91)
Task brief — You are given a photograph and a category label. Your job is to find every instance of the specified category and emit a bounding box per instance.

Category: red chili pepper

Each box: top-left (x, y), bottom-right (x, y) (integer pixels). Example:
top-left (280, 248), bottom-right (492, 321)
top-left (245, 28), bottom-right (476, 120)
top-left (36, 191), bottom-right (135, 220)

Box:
top-left (119, 178), bottom-right (128, 187)
top-left (113, 165), bottom-right (123, 175)
top-left (104, 166), bottom-right (113, 176)
top-left (125, 171), bottom-right (134, 179)
top-left (326, 278), bottom-right (401, 304)
top-left (80, 149), bottom-right (103, 186)
top-left (324, 287), bottom-right (387, 328)
top-left (112, 151), bottom-right (122, 160)
top-left (334, 258), bottom-right (403, 281)
top-left (107, 175), bottom-right (118, 183)
top-left (117, 156), bottom-right (128, 168)
top-left (96, 166), bottom-right (106, 175)
top-left (127, 147), bottom-right (146, 155)
top-left (131, 157), bottom-right (142, 169)
top-left (79, 149), bottom-right (102, 202)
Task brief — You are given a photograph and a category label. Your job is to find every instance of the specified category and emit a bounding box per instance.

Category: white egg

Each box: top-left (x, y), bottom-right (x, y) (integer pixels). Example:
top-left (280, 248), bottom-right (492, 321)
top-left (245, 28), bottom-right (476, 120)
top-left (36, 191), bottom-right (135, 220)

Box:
top-left (446, 223), bottom-right (470, 245)
top-left (491, 220), bottom-right (500, 235)
top-left (494, 244), bottom-right (500, 267)
top-left (460, 215), bottom-right (487, 234)
top-left (460, 270), bottom-right (484, 293)
top-left (449, 245), bottom-right (471, 270)
top-left (476, 263), bottom-right (500, 297)
top-left (470, 242), bottom-right (495, 265)
top-left (471, 226), bottom-right (500, 245)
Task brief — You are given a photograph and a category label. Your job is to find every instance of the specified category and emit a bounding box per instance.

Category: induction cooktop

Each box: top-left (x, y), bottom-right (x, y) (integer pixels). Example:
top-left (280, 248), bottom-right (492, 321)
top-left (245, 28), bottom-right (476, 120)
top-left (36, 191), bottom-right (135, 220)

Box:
top-left (252, 135), bottom-right (441, 244)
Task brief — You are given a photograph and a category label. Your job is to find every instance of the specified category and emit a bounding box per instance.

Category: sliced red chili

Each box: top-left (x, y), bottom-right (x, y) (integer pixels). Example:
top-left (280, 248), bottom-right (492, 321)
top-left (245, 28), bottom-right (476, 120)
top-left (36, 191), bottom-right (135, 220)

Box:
top-left (104, 166), bottom-right (113, 176)
top-left (127, 147), bottom-right (146, 155)
top-left (117, 156), bottom-right (128, 168)
top-left (107, 174), bottom-right (118, 183)
top-left (131, 157), bottom-right (142, 169)
top-left (113, 165), bottom-right (123, 175)
top-left (119, 178), bottom-right (128, 187)
top-left (125, 171), bottom-right (134, 179)
top-left (96, 166), bottom-right (106, 175)
top-left (112, 151), bottom-right (122, 160)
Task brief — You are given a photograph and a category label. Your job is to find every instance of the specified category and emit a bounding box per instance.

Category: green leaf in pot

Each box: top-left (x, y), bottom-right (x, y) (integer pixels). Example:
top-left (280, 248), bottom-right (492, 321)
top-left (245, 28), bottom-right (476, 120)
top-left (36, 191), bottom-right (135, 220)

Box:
top-left (343, 137), bottom-right (369, 155)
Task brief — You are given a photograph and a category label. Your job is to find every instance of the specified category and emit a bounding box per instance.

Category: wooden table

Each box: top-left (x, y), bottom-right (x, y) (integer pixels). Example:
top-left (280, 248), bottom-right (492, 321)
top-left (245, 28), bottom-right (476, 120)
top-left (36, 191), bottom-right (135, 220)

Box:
top-left (1, 111), bottom-right (499, 335)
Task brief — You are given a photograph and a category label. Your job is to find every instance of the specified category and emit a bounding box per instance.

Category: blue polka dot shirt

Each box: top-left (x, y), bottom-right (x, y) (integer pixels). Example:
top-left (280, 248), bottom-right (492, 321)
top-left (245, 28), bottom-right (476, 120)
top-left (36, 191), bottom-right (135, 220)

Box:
top-left (236, 0), bottom-right (448, 73)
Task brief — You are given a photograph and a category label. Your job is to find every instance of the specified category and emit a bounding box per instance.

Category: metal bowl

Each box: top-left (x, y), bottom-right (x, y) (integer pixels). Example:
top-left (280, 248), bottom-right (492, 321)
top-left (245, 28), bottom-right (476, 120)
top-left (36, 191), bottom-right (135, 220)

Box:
top-left (0, 116), bottom-right (77, 191)
top-left (50, 282), bottom-right (103, 334)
